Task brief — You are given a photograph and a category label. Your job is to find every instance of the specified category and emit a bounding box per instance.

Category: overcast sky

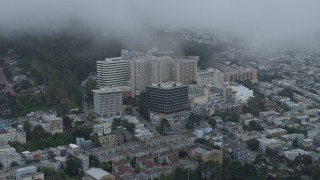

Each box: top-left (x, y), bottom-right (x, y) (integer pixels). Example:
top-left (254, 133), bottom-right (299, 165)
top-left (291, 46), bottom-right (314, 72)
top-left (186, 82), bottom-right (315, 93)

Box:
top-left (1, 0), bottom-right (320, 49)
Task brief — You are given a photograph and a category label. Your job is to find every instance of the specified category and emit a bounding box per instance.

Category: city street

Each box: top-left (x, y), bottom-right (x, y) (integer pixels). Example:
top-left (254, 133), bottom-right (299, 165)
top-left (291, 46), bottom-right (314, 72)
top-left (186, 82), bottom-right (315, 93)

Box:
top-left (132, 109), bottom-right (161, 138)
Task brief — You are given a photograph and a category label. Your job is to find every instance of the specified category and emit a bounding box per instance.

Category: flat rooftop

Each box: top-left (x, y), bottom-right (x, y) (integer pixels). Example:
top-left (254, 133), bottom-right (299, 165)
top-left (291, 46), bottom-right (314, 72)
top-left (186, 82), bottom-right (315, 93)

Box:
top-left (92, 86), bottom-right (130, 94)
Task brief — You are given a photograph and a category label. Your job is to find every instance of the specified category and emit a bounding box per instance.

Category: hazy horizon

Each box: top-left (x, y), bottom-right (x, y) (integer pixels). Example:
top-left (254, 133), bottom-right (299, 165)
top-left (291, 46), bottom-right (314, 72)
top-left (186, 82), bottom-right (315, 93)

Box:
top-left (1, 0), bottom-right (320, 51)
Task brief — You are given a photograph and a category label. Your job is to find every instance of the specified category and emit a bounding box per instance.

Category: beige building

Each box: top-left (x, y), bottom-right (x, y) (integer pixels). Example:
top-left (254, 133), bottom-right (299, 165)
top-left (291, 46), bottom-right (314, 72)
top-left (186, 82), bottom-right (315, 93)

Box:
top-left (189, 144), bottom-right (223, 164)
top-left (223, 68), bottom-right (257, 82)
top-left (197, 68), bottom-right (224, 86)
top-left (43, 115), bottom-right (63, 134)
top-left (99, 134), bottom-right (118, 148)
top-left (130, 56), bottom-right (199, 94)
top-left (170, 56), bottom-right (199, 85)
top-left (85, 167), bottom-right (115, 180)
top-left (130, 56), bottom-right (171, 94)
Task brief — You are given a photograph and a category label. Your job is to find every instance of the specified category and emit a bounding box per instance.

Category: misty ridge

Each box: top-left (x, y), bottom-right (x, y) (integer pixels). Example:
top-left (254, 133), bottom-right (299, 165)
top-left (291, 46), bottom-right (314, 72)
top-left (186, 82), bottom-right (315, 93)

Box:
top-left (1, 0), bottom-right (320, 52)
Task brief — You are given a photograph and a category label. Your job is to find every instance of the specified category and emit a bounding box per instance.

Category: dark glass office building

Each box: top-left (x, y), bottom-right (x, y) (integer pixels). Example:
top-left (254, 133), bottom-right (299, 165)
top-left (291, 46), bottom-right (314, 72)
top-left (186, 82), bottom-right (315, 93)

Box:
top-left (146, 82), bottom-right (189, 114)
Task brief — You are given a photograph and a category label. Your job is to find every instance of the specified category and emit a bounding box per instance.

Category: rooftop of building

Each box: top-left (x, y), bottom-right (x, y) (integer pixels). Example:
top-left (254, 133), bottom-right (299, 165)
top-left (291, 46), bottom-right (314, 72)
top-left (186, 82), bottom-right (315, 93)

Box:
top-left (258, 138), bottom-right (280, 143)
top-left (97, 57), bottom-right (127, 62)
top-left (267, 128), bottom-right (287, 133)
top-left (20, 172), bottom-right (44, 178)
top-left (92, 86), bottom-right (130, 94)
top-left (149, 81), bottom-right (184, 89)
top-left (15, 166), bottom-right (37, 173)
top-left (198, 68), bottom-right (221, 73)
top-left (284, 149), bottom-right (309, 154)
top-left (86, 167), bottom-right (112, 179)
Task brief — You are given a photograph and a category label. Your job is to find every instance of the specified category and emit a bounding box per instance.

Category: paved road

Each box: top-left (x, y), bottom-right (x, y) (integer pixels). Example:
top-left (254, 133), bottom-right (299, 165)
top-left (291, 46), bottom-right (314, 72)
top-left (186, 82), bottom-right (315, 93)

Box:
top-left (132, 109), bottom-right (162, 138)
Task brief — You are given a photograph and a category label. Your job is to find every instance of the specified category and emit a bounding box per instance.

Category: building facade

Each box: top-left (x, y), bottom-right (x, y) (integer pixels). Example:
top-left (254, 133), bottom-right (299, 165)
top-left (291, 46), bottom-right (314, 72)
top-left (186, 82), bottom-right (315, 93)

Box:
top-left (146, 82), bottom-right (189, 114)
top-left (170, 56), bottom-right (199, 85)
top-left (43, 115), bottom-right (63, 134)
top-left (92, 87), bottom-right (123, 118)
top-left (197, 68), bottom-right (223, 86)
top-left (223, 68), bottom-right (257, 82)
top-left (0, 127), bottom-right (26, 144)
top-left (96, 57), bottom-right (130, 88)
top-left (68, 152), bottom-right (89, 171)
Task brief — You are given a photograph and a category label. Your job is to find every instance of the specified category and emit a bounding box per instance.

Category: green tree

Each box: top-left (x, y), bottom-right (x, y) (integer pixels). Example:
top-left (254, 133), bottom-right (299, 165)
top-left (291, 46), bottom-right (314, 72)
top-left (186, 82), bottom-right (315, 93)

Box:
top-left (159, 118), bottom-right (170, 135)
top-left (138, 91), bottom-right (150, 120)
top-left (89, 155), bottom-right (100, 167)
top-left (31, 125), bottom-right (48, 139)
top-left (186, 113), bottom-right (200, 129)
top-left (41, 167), bottom-right (53, 176)
top-left (246, 139), bottom-right (259, 151)
top-left (23, 121), bottom-right (32, 140)
top-left (178, 150), bottom-right (188, 158)
top-left (278, 87), bottom-right (294, 99)
top-left (246, 97), bottom-right (265, 116)
top-left (11, 161), bottom-right (18, 167)
top-left (99, 162), bottom-right (112, 172)
top-left (243, 120), bottom-right (264, 131)
top-left (84, 78), bottom-right (96, 104)
top-left (66, 159), bottom-right (79, 177)
top-left (73, 127), bottom-right (92, 140)
top-left (63, 116), bottom-right (72, 129)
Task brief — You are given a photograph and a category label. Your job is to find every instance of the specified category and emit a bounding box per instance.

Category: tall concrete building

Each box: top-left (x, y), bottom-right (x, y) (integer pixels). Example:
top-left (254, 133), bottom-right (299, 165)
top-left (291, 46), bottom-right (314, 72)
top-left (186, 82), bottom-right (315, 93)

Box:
top-left (197, 68), bottom-right (223, 86)
top-left (130, 56), bottom-right (172, 94)
top-left (146, 82), bottom-right (189, 114)
top-left (130, 56), bottom-right (198, 94)
top-left (92, 87), bottom-right (123, 118)
top-left (96, 57), bottom-right (130, 88)
top-left (170, 56), bottom-right (199, 85)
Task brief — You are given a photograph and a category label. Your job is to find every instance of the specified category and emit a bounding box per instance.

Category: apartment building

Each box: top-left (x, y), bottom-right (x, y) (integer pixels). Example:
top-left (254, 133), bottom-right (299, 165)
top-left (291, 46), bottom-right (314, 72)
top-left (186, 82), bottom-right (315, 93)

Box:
top-left (96, 57), bottom-right (130, 88)
top-left (130, 56), bottom-right (172, 94)
top-left (98, 134), bottom-right (118, 148)
top-left (197, 68), bottom-right (223, 86)
top-left (68, 152), bottom-right (89, 171)
top-left (170, 56), bottom-right (199, 85)
top-left (15, 166), bottom-right (38, 180)
top-left (0, 127), bottom-right (26, 144)
top-left (188, 144), bottom-right (223, 164)
top-left (223, 68), bottom-right (257, 82)
top-left (284, 149), bottom-right (310, 161)
top-left (43, 115), bottom-right (63, 134)
top-left (92, 87), bottom-right (123, 118)
top-left (267, 128), bottom-right (287, 137)
top-left (29, 114), bottom-right (63, 135)
top-left (130, 55), bottom-right (198, 94)
top-left (93, 118), bottom-right (112, 136)
top-left (0, 142), bottom-right (21, 170)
